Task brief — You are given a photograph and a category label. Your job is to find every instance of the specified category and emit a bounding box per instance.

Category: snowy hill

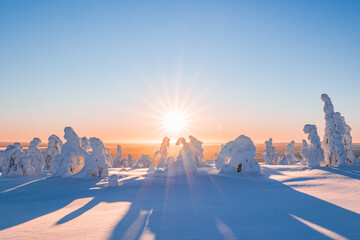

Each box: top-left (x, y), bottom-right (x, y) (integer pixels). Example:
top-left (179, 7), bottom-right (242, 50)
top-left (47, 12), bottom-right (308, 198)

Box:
top-left (0, 165), bottom-right (359, 240)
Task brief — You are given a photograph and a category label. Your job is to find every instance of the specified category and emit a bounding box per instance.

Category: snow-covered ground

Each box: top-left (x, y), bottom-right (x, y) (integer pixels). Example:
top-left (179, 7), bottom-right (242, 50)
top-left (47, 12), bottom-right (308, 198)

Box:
top-left (0, 165), bottom-right (359, 240)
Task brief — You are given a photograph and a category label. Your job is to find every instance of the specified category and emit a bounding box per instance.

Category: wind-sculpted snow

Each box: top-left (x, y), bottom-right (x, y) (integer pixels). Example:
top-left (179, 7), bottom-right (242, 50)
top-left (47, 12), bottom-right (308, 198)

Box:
top-left (154, 137), bottom-right (170, 168)
top-left (321, 94), bottom-right (347, 166)
top-left (43, 135), bottom-right (63, 170)
top-left (52, 127), bottom-right (88, 177)
top-left (80, 137), bottom-right (91, 153)
top-left (26, 138), bottom-right (44, 175)
top-left (189, 135), bottom-right (205, 166)
top-left (75, 138), bottom-right (109, 178)
top-left (153, 137), bottom-right (197, 177)
top-left (279, 141), bottom-right (298, 165)
top-left (301, 124), bottom-right (324, 167)
top-left (216, 135), bottom-right (260, 174)
top-left (263, 138), bottom-right (280, 165)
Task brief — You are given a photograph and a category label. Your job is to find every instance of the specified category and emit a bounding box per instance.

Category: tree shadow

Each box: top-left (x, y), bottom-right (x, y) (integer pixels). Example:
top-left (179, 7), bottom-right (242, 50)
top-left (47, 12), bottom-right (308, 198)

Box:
top-left (321, 166), bottom-right (360, 180)
top-left (1, 171), bottom-right (359, 239)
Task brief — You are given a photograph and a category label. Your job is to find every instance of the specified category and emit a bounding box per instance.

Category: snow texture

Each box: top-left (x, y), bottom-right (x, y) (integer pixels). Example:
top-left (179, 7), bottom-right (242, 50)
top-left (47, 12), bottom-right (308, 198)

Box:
top-left (52, 127), bottom-right (88, 177)
top-left (341, 116), bottom-right (357, 165)
top-left (26, 138), bottom-right (45, 175)
top-left (43, 135), bottom-right (63, 170)
top-left (75, 138), bottom-right (109, 178)
top-left (2, 143), bottom-right (26, 177)
top-left (279, 141), bottom-right (298, 165)
top-left (80, 137), bottom-right (91, 153)
top-left (215, 135), bottom-right (260, 174)
top-left (301, 124), bottom-right (324, 167)
top-left (321, 94), bottom-right (347, 166)
top-left (108, 174), bottom-right (119, 187)
top-left (262, 138), bottom-right (280, 165)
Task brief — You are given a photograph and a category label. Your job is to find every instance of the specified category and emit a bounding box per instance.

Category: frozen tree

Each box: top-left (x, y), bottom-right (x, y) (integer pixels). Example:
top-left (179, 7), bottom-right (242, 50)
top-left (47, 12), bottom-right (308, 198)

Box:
top-left (133, 154), bottom-right (155, 168)
top-left (43, 135), bottom-right (63, 170)
top-left (52, 127), bottom-right (88, 177)
top-left (189, 135), bottom-right (205, 166)
top-left (215, 135), bottom-right (260, 174)
top-left (301, 124), bottom-right (324, 167)
top-left (80, 137), bottom-right (91, 153)
top-left (279, 141), bottom-right (298, 165)
top-left (104, 147), bottom-right (114, 167)
top-left (113, 145), bottom-right (125, 167)
top-left (153, 138), bottom-right (197, 177)
top-left (154, 137), bottom-right (170, 168)
top-left (341, 116), bottom-right (356, 165)
top-left (75, 138), bottom-right (109, 178)
top-left (321, 94), bottom-right (347, 166)
top-left (127, 154), bottom-right (134, 167)
top-left (26, 138), bottom-right (45, 175)
top-left (262, 138), bottom-right (280, 165)
top-left (0, 150), bottom-right (5, 172)
top-left (2, 143), bottom-right (25, 177)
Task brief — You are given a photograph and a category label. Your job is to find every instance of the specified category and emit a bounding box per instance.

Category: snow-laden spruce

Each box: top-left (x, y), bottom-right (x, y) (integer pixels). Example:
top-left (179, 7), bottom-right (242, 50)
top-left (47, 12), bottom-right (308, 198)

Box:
top-left (341, 116), bottom-right (357, 165)
top-left (279, 141), bottom-right (298, 165)
top-left (133, 154), bottom-right (155, 169)
top-left (153, 137), bottom-right (197, 177)
top-left (321, 94), bottom-right (348, 166)
top-left (51, 127), bottom-right (88, 177)
top-left (2, 143), bottom-right (26, 176)
top-left (112, 145), bottom-right (125, 167)
top-left (43, 134), bottom-right (63, 170)
top-left (154, 137), bottom-right (171, 168)
top-left (189, 135), bottom-right (205, 166)
top-left (75, 138), bottom-right (109, 178)
top-left (104, 147), bottom-right (114, 167)
top-left (262, 138), bottom-right (280, 165)
top-left (25, 138), bottom-right (45, 175)
top-left (215, 135), bottom-right (260, 174)
top-left (301, 124), bottom-right (324, 167)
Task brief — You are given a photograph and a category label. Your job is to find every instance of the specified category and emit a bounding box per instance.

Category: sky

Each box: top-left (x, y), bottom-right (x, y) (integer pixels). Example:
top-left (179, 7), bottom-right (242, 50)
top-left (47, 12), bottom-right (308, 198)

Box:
top-left (0, 0), bottom-right (360, 144)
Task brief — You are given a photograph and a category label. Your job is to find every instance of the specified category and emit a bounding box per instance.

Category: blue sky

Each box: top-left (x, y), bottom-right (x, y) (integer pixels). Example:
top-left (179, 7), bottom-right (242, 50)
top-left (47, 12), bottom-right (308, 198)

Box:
top-left (0, 0), bottom-right (359, 142)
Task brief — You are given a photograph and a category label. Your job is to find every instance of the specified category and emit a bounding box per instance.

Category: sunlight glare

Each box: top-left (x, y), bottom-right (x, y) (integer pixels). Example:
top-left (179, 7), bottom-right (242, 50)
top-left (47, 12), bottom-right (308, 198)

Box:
top-left (163, 111), bottom-right (187, 136)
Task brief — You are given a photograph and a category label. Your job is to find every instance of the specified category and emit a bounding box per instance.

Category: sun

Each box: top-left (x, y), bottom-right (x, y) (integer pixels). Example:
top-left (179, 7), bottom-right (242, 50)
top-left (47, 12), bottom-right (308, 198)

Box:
top-left (163, 111), bottom-right (187, 136)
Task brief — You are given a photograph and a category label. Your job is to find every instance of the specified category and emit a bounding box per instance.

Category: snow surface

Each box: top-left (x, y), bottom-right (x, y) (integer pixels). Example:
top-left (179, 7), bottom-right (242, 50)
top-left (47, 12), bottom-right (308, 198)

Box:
top-left (1, 164), bottom-right (358, 240)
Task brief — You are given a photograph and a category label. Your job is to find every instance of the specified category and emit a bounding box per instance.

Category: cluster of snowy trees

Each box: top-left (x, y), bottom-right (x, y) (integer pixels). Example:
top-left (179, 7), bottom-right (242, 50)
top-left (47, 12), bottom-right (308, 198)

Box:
top-left (262, 94), bottom-right (359, 167)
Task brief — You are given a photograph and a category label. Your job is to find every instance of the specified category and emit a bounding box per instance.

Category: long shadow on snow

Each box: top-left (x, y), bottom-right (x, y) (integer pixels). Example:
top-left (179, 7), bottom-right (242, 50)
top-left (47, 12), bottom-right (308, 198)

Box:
top-left (107, 173), bottom-right (360, 240)
top-left (321, 166), bottom-right (360, 180)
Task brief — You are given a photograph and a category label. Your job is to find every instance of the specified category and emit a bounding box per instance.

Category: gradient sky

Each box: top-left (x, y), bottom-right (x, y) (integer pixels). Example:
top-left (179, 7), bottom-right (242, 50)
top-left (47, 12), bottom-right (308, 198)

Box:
top-left (0, 0), bottom-right (360, 143)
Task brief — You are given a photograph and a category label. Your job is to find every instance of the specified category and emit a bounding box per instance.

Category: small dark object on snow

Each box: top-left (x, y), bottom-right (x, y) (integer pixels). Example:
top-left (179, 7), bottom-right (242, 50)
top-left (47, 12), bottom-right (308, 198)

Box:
top-left (237, 163), bottom-right (242, 172)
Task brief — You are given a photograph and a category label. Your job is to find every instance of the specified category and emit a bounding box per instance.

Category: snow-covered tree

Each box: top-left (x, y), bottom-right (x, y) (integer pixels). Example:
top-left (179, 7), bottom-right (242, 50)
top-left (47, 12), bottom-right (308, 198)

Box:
top-left (104, 147), bottom-right (113, 167)
top-left (2, 143), bottom-right (25, 177)
top-left (279, 141), bottom-right (298, 165)
top-left (262, 138), bottom-right (280, 165)
top-left (153, 137), bottom-right (197, 177)
top-left (0, 150), bottom-right (5, 172)
top-left (341, 116), bottom-right (356, 165)
top-left (154, 137), bottom-right (170, 168)
top-left (43, 134), bottom-right (63, 170)
top-left (27, 138), bottom-right (44, 175)
top-left (133, 154), bottom-right (155, 168)
top-left (189, 135), bottom-right (205, 166)
top-left (52, 127), bottom-right (88, 177)
top-left (215, 135), bottom-right (260, 174)
top-left (80, 137), bottom-right (91, 153)
top-left (75, 137), bottom-right (109, 178)
top-left (321, 94), bottom-right (347, 166)
top-left (113, 145), bottom-right (125, 167)
top-left (301, 124), bottom-right (324, 167)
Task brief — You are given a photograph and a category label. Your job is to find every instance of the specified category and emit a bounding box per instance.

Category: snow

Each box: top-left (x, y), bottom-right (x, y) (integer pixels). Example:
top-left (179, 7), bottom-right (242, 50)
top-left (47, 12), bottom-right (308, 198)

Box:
top-left (321, 94), bottom-right (348, 166)
top-left (215, 135), bottom-right (260, 174)
top-left (0, 165), bottom-right (359, 239)
top-left (301, 124), bottom-right (324, 167)
top-left (189, 135), bottom-right (205, 166)
top-left (279, 141), bottom-right (298, 165)
top-left (263, 138), bottom-right (280, 165)
top-left (154, 137), bottom-right (170, 168)
top-left (52, 127), bottom-right (88, 177)
top-left (43, 134), bottom-right (63, 170)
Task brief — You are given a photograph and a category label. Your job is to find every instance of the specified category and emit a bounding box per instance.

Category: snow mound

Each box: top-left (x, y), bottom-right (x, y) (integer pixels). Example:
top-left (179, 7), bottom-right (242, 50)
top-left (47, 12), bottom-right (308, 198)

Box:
top-left (108, 174), bottom-right (119, 187)
top-left (215, 135), bottom-right (260, 174)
